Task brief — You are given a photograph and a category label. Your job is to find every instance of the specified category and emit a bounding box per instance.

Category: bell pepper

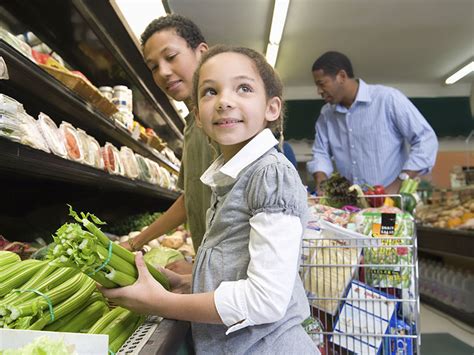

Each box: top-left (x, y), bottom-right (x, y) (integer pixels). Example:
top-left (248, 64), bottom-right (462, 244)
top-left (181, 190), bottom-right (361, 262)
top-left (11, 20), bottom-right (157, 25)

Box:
top-left (365, 185), bottom-right (386, 207)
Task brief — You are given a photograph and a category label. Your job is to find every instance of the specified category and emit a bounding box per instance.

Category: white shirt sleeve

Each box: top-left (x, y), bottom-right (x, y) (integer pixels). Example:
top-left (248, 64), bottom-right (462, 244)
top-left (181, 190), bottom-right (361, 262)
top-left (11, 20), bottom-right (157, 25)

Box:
top-left (214, 212), bottom-right (302, 334)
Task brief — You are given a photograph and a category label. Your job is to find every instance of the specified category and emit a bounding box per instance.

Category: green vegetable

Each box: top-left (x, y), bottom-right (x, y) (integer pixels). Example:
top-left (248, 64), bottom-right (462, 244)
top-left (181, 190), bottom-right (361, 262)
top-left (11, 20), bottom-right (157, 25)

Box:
top-left (103, 211), bottom-right (163, 235)
top-left (144, 246), bottom-right (184, 268)
top-left (320, 173), bottom-right (358, 208)
top-left (0, 251), bottom-right (21, 270)
top-left (0, 335), bottom-right (73, 355)
top-left (0, 260), bottom-right (47, 297)
top-left (88, 306), bottom-right (128, 334)
top-left (47, 206), bottom-right (169, 290)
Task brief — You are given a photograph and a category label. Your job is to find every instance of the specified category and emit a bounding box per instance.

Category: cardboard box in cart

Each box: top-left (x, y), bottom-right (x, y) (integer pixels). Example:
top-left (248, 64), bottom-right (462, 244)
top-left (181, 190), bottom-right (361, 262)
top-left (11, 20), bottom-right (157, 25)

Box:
top-left (331, 281), bottom-right (413, 355)
top-left (0, 329), bottom-right (108, 354)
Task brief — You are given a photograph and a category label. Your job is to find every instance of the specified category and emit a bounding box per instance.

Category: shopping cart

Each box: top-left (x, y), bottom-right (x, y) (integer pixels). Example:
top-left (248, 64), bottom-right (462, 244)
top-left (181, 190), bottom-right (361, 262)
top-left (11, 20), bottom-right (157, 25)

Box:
top-left (300, 194), bottom-right (420, 355)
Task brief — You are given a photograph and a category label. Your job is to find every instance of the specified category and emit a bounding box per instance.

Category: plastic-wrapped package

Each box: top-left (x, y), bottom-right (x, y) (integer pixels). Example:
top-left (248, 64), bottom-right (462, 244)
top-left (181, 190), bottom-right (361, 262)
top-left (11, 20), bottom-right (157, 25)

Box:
top-left (37, 113), bottom-right (67, 158)
top-left (0, 112), bottom-right (22, 142)
top-left (76, 128), bottom-right (93, 166)
top-left (102, 142), bottom-right (121, 175)
top-left (0, 94), bottom-right (24, 116)
top-left (135, 154), bottom-right (152, 182)
top-left (159, 166), bottom-right (172, 189)
top-left (119, 146), bottom-right (139, 179)
top-left (147, 159), bottom-right (163, 186)
top-left (59, 121), bottom-right (83, 162)
top-left (17, 112), bottom-right (50, 153)
top-left (87, 136), bottom-right (104, 169)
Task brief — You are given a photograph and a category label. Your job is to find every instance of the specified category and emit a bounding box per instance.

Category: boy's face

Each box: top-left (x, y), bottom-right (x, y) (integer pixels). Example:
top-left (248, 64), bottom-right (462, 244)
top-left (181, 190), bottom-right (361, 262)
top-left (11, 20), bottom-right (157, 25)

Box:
top-left (195, 52), bottom-right (280, 157)
top-left (143, 29), bottom-right (207, 104)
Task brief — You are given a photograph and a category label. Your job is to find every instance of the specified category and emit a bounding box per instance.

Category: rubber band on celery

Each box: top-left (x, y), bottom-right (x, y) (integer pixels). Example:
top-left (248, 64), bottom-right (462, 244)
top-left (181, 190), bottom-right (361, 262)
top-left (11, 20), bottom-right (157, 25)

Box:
top-left (14, 288), bottom-right (55, 321)
top-left (88, 241), bottom-right (113, 276)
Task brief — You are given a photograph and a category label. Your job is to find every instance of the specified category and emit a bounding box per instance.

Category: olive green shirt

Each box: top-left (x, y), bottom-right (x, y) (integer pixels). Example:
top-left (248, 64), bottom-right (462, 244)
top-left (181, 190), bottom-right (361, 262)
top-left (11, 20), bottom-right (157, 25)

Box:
top-left (177, 113), bottom-right (216, 249)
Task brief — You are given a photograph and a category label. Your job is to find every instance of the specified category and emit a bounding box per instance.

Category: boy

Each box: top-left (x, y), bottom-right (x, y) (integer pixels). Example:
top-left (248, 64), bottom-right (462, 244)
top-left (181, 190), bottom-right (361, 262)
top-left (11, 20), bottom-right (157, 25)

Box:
top-left (121, 15), bottom-right (214, 275)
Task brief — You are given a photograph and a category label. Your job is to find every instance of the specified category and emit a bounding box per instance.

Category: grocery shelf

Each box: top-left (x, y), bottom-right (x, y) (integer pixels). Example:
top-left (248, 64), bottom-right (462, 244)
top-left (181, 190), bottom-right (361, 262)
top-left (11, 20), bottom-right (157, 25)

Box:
top-left (0, 137), bottom-right (180, 201)
top-left (421, 294), bottom-right (474, 327)
top-left (0, 39), bottom-right (179, 174)
top-left (417, 225), bottom-right (474, 259)
top-left (72, 0), bottom-right (185, 137)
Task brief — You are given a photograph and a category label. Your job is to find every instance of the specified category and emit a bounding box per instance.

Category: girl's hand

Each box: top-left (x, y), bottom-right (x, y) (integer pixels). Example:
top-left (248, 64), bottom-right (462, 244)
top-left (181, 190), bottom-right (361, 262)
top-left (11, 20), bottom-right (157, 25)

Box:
top-left (158, 266), bottom-right (192, 294)
top-left (99, 252), bottom-right (169, 315)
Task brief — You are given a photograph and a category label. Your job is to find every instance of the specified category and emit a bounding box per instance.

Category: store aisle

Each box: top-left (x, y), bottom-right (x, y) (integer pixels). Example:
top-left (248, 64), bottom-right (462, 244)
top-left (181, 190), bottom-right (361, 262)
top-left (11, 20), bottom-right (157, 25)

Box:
top-left (420, 303), bottom-right (474, 354)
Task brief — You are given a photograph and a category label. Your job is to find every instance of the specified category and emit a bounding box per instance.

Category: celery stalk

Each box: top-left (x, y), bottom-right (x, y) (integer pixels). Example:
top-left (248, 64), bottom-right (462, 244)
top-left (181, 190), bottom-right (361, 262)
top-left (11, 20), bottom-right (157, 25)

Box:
top-left (88, 307), bottom-right (127, 334)
top-left (109, 314), bottom-right (145, 353)
top-left (28, 275), bottom-right (96, 330)
top-left (0, 260), bottom-right (47, 297)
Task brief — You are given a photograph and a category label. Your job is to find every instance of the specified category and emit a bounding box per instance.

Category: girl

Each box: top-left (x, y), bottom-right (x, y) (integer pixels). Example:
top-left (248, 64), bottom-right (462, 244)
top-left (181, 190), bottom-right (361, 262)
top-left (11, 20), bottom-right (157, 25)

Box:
top-left (101, 45), bottom-right (318, 354)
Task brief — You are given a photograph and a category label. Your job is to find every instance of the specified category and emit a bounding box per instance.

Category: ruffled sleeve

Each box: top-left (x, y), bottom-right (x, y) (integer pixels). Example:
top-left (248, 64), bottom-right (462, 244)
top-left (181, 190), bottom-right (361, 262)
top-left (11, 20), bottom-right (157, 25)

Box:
top-left (246, 161), bottom-right (308, 221)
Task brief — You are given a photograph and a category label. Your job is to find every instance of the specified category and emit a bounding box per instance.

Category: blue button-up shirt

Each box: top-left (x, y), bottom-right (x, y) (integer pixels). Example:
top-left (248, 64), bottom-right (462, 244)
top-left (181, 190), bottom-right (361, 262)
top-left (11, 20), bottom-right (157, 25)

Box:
top-left (306, 80), bottom-right (438, 187)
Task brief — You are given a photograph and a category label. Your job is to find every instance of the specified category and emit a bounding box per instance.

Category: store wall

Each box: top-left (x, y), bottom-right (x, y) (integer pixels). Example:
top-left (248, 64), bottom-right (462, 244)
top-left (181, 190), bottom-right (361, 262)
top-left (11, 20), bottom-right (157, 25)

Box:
top-left (430, 140), bottom-right (474, 188)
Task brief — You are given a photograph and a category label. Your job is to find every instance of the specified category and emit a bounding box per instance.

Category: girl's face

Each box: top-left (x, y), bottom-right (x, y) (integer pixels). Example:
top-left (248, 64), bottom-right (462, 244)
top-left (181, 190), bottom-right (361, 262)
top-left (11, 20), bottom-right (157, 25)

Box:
top-left (144, 29), bottom-right (207, 106)
top-left (196, 52), bottom-right (281, 160)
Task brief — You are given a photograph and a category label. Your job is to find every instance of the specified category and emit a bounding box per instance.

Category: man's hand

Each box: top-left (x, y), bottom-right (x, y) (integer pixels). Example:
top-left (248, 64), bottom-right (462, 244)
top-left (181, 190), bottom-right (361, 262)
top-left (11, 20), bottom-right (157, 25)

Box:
top-left (385, 179), bottom-right (402, 194)
top-left (166, 259), bottom-right (193, 275)
top-left (313, 171), bottom-right (328, 196)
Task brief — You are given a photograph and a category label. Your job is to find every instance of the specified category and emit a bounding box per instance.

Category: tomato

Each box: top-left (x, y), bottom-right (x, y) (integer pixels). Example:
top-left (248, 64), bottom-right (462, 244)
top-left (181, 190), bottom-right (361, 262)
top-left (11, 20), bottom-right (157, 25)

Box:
top-left (366, 185), bottom-right (386, 207)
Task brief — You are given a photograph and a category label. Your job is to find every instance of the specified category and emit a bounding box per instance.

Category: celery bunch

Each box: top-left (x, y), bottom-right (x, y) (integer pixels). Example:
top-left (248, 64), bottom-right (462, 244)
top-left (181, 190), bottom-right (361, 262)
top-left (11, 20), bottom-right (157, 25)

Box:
top-left (88, 306), bottom-right (145, 353)
top-left (47, 206), bottom-right (169, 289)
top-left (0, 272), bottom-right (96, 330)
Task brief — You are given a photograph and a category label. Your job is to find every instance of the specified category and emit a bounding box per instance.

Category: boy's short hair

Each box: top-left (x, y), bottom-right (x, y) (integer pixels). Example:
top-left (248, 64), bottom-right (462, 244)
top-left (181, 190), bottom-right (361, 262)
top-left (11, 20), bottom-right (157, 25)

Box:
top-left (141, 14), bottom-right (207, 49)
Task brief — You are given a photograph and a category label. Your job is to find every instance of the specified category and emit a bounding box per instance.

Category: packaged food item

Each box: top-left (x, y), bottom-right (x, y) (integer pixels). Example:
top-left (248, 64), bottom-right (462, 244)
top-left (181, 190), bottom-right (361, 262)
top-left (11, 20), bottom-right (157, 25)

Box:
top-left (98, 86), bottom-right (113, 100)
top-left (113, 85), bottom-right (133, 112)
top-left (355, 208), bottom-right (414, 288)
top-left (37, 113), bottom-right (67, 158)
top-left (0, 112), bottom-right (22, 142)
top-left (302, 221), bottom-right (363, 315)
top-left (87, 136), bottom-right (104, 169)
top-left (75, 128), bottom-right (92, 166)
top-left (59, 121), bottom-right (83, 162)
top-left (19, 114), bottom-right (51, 153)
top-left (159, 166), bottom-right (172, 189)
top-left (135, 154), bottom-right (152, 182)
top-left (0, 94), bottom-right (24, 116)
top-left (119, 146), bottom-right (139, 179)
top-left (102, 142), bottom-right (121, 175)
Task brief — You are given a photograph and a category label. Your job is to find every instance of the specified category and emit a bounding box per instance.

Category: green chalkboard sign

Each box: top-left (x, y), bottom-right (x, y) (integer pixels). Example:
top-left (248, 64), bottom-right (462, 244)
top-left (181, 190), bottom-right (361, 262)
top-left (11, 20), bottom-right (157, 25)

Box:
top-left (285, 97), bottom-right (473, 140)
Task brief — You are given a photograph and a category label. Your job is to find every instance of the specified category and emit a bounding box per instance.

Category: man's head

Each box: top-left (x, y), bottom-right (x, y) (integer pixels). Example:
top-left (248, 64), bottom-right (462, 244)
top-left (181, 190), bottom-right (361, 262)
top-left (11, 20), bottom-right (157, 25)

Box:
top-left (312, 51), bottom-right (355, 105)
top-left (141, 14), bottom-right (208, 106)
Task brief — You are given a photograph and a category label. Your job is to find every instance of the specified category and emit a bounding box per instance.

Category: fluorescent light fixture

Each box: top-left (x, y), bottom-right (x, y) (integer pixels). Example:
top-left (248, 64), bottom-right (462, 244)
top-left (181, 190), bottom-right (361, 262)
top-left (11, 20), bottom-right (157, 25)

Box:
top-left (269, 0), bottom-right (290, 45)
top-left (445, 61), bottom-right (474, 85)
top-left (266, 43), bottom-right (279, 68)
top-left (115, 0), bottom-right (167, 41)
top-left (265, 0), bottom-right (290, 67)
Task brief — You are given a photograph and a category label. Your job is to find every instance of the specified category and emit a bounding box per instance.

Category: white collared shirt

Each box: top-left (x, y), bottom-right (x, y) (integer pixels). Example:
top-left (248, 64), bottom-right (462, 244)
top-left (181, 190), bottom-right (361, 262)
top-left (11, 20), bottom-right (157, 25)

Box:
top-left (201, 129), bottom-right (303, 334)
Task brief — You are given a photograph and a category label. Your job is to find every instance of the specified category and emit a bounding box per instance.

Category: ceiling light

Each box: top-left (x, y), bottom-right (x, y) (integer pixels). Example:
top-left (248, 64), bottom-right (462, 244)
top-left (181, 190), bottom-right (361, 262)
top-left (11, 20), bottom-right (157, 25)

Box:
top-left (115, 0), bottom-right (167, 41)
top-left (269, 0), bottom-right (290, 45)
top-left (266, 43), bottom-right (279, 68)
top-left (265, 0), bottom-right (290, 67)
top-left (445, 61), bottom-right (474, 85)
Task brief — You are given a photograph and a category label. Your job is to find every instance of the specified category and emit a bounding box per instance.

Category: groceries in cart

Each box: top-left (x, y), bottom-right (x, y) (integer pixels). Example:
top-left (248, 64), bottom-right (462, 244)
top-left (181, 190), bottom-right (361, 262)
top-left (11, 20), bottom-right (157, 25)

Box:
top-left (301, 199), bottom-right (419, 354)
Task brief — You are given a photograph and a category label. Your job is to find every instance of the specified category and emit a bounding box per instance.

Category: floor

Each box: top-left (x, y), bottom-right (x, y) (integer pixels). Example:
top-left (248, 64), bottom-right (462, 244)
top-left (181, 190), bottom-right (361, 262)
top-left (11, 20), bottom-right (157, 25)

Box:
top-left (420, 303), bottom-right (474, 354)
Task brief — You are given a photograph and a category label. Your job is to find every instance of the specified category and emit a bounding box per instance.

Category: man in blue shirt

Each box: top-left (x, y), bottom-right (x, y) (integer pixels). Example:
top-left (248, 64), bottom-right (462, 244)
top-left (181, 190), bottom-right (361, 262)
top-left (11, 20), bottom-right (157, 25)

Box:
top-left (306, 51), bottom-right (438, 195)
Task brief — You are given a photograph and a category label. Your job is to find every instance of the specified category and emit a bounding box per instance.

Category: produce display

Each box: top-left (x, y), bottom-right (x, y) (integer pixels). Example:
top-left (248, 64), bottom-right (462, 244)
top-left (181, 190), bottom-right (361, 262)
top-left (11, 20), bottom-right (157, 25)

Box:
top-left (416, 198), bottom-right (474, 229)
top-left (47, 206), bottom-right (169, 289)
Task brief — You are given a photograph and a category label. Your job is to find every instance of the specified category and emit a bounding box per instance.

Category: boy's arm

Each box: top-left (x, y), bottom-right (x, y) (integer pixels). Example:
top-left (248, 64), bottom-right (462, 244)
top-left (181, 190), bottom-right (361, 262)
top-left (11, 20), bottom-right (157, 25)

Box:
top-left (122, 194), bottom-right (187, 251)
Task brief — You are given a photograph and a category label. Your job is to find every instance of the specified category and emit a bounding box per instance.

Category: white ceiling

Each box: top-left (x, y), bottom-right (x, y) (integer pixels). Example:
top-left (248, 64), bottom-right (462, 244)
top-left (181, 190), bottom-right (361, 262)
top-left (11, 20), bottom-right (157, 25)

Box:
top-left (167, 0), bottom-right (473, 99)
